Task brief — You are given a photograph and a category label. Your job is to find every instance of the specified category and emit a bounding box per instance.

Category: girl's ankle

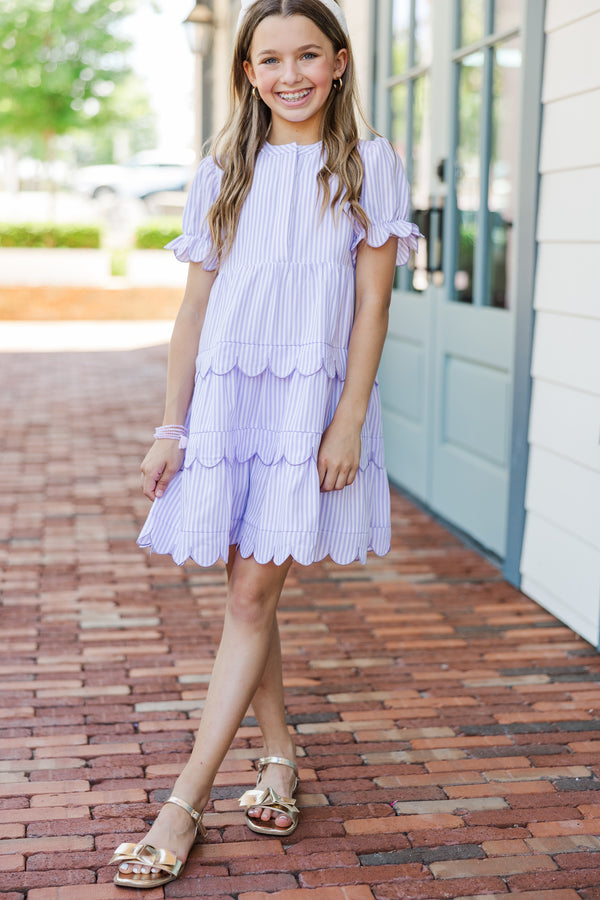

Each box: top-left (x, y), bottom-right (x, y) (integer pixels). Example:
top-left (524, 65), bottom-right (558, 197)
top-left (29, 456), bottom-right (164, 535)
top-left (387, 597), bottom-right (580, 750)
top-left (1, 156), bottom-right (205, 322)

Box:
top-left (170, 774), bottom-right (211, 813)
top-left (263, 747), bottom-right (297, 764)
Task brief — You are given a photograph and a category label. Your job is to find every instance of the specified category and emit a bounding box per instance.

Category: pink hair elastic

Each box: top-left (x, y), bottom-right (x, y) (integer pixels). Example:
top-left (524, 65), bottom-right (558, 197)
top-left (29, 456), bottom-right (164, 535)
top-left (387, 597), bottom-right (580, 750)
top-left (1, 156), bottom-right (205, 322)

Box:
top-left (154, 425), bottom-right (189, 449)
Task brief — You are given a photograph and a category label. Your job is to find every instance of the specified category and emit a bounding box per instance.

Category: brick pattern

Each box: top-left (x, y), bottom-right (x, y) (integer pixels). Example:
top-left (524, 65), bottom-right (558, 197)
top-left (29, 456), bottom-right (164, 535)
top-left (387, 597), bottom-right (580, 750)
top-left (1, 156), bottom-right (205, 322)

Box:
top-left (1, 343), bottom-right (600, 899)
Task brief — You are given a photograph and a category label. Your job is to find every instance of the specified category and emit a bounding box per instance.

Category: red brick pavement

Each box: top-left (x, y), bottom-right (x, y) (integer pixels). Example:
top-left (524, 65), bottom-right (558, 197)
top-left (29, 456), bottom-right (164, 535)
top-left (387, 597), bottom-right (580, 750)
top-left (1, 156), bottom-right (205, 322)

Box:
top-left (2, 343), bottom-right (600, 899)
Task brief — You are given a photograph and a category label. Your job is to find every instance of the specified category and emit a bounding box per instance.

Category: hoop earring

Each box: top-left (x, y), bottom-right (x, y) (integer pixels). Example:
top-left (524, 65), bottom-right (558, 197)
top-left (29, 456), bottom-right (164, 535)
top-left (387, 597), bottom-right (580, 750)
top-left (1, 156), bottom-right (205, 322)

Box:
top-left (334, 78), bottom-right (343, 93)
top-left (252, 86), bottom-right (260, 100)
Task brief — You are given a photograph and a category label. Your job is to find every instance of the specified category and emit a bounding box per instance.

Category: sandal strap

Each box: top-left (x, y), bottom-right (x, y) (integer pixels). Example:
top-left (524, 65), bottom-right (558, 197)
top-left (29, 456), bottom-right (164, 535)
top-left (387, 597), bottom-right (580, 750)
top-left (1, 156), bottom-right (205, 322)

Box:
top-left (165, 795), bottom-right (207, 839)
top-left (257, 756), bottom-right (298, 794)
top-left (258, 756), bottom-right (298, 775)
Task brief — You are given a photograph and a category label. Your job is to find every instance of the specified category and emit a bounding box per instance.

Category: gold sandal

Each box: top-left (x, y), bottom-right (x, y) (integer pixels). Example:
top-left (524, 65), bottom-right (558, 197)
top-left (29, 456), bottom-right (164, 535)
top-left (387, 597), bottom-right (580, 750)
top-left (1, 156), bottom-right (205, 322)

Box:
top-left (239, 756), bottom-right (299, 837)
top-left (110, 795), bottom-right (207, 889)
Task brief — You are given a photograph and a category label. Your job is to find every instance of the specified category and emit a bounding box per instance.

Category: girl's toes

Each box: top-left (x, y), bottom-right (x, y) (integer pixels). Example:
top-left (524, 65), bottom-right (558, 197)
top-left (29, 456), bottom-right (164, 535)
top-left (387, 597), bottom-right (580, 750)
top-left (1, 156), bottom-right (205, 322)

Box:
top-left (119, 863), bottom-right (130, 873)
top-left (275, 813), bottom-right (291, 828)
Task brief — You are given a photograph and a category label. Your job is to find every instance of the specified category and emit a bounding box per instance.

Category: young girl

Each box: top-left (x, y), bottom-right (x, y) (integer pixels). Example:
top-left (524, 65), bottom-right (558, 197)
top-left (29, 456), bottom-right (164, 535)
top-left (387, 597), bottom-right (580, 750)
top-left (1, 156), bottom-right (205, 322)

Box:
top-left (110, 0), bottom-right (419, 888)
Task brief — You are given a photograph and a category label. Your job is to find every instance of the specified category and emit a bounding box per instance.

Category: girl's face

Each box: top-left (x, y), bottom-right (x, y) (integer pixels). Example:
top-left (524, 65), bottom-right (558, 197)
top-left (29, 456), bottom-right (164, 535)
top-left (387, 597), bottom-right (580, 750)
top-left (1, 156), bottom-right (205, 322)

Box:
top-left (243, 14), bottom-right (348, 145)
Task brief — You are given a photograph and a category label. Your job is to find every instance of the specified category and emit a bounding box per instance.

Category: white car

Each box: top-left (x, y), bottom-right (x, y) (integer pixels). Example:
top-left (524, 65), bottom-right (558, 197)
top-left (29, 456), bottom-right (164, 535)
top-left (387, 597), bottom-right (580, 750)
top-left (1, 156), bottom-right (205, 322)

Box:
top-left (75, 150), bottom-right (195, 201)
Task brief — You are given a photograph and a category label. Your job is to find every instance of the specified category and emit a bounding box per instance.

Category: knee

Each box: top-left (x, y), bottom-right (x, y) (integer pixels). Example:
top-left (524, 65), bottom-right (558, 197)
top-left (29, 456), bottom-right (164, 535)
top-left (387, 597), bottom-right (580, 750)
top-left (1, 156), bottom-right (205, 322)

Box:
top-left (226, 586), bottom-right (276, 630)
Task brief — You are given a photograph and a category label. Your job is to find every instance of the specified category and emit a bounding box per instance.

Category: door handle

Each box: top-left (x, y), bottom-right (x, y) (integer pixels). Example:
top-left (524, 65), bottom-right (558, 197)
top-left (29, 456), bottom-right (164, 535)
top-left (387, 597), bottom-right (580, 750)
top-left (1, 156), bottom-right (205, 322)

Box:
top-left (413, 205), bottom-right (444, 275)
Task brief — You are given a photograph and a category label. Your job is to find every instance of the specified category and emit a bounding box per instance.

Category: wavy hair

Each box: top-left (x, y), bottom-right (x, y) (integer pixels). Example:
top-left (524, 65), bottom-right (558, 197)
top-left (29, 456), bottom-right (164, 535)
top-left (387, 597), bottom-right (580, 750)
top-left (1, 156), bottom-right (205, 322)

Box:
top-left (207, 0), bottom-right (372, 262)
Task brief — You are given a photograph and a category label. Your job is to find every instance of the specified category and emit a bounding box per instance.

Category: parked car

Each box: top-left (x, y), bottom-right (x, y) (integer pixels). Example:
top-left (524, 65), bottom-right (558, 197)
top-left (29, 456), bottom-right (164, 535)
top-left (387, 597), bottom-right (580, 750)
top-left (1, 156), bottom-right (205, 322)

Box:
top-left (74, 150), bottom-right (195, 202)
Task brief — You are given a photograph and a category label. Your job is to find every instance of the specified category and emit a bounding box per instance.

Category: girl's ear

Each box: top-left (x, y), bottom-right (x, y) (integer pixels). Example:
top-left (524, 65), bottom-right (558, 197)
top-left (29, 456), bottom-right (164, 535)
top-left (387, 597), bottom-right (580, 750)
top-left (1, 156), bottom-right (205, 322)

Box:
top-left (243, 59), bottom-right (256, 87)
top-left (333, 48), bottom-right (348, 79)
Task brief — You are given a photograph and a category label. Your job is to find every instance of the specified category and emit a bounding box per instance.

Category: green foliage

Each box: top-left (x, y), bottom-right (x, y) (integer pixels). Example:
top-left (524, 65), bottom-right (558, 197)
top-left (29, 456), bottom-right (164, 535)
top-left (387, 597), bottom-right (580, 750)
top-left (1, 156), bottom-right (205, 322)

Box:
top-left (0, 222), bottom-right (102, 248)
top-left (0, 0), bottom-right (142, 148)
top-left (110, 248), bottom-right (128, 276)
top-left (72, 74), bottom-right (157, 164)
top-left (135, 219), bottom-right (181, 250)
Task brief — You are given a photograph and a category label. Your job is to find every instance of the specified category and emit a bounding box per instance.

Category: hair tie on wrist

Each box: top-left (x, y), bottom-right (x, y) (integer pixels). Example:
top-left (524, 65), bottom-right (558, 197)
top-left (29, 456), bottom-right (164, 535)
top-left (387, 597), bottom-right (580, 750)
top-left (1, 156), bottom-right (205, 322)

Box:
top-left (154, 425), bottom-right (189, 449)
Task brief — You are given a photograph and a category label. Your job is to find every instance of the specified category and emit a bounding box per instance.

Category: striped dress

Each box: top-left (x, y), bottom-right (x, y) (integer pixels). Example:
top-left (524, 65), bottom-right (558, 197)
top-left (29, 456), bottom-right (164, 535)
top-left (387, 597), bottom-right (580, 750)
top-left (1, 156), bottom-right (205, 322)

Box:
top-left (137, 136), bottom-right (420, 567)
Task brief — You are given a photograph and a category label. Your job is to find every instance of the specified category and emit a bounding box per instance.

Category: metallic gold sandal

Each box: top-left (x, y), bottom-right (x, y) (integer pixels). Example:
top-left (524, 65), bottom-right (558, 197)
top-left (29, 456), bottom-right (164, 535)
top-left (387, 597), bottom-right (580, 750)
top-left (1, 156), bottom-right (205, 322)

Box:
top-left (110, 795), bottom-right (207, 889)
top-left (239, 756), bottom-right (299, 837)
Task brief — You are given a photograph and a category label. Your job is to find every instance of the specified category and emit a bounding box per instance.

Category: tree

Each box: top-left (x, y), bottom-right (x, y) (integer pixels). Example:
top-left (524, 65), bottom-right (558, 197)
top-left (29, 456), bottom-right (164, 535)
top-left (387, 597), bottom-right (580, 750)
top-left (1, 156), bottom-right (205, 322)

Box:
top-left (0, 0), bottom-right (153, 161)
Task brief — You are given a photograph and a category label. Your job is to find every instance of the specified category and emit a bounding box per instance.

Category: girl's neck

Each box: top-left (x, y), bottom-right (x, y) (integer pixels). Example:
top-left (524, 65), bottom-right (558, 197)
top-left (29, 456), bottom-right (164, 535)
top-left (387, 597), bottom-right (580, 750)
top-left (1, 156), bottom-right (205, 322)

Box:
top-left (267, 120), bottom-right (322, 147)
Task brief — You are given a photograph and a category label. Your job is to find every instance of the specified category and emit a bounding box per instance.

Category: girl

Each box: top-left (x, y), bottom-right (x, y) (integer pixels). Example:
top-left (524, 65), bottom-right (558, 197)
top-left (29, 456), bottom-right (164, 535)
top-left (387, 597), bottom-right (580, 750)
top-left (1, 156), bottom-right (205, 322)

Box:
top-left (110, 0), bottom-right (419, 888)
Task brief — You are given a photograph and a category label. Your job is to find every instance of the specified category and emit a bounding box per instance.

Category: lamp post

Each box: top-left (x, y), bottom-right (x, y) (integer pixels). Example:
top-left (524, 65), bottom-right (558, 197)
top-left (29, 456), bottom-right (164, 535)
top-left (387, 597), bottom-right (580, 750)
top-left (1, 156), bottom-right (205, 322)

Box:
top-left (184, 2), bottom-right (215, 165)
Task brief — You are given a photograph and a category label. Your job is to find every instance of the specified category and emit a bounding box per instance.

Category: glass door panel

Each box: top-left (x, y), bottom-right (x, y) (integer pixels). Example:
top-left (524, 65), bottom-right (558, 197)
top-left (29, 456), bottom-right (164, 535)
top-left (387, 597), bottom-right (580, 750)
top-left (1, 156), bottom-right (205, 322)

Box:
top-left (488, 36), bottom-right (522, 308)
top-left (461, 0), bottom-right (485, 44)
top-left (450, 0), bottom-right (523, 307)
top-left (494, 0), bottom-right (522, 32)
top-left (455, 52), bottom-right (484, 304)
top-left (391, 75), bottom-right (431, 292)
top-left (388, 0), bottom-right (433, 293)
top-left (391, 3), bottom-right (411, 75)
top-left (414, 0), bottom-right (433, 66)
top-left (390, 82), bottom-right (409, 161)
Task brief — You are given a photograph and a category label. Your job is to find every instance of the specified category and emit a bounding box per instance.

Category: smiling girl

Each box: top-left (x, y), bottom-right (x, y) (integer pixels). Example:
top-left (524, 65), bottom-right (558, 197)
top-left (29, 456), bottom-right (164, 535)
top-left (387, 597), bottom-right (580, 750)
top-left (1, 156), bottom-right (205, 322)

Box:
top-left (110, 0), bottom-right (419, 889)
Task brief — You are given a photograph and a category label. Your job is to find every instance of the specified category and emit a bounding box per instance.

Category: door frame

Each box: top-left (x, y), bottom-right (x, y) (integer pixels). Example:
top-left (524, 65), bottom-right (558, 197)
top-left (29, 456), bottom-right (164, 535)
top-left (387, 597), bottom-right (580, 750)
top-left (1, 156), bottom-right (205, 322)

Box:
top-left (501, 0), bottom-right (545, 586)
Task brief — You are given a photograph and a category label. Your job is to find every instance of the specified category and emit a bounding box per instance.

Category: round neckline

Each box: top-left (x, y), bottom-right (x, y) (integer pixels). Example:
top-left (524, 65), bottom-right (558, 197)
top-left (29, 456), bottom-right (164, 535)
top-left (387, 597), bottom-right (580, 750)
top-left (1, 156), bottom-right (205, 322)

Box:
top-left (263, 140), bottom-right (322, 155)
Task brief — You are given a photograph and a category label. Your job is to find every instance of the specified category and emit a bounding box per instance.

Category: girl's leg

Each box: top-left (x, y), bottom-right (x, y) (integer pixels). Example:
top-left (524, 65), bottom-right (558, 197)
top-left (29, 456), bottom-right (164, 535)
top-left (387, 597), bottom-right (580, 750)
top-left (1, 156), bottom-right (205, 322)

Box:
top-left (225, 553), bottom-right (297, 828)
top-left (118, 550), bottom-right (293, 881)
top-left (246, 619), bottom-right (298, 827)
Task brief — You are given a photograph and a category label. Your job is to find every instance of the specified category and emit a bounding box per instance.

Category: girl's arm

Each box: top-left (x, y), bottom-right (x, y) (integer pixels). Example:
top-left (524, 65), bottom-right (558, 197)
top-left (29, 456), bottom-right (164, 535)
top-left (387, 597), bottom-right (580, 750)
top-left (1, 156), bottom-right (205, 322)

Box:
top-left (141, 262), bottom-right (217, 501)
top-left (317, 236), bottom-right (398, 492)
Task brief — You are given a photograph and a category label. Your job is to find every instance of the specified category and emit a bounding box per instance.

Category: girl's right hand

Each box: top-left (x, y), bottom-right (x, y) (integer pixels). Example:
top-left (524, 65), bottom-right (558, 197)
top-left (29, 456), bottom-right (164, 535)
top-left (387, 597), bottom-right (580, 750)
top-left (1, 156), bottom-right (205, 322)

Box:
top-left (140, 440), bottom-right (185, 501)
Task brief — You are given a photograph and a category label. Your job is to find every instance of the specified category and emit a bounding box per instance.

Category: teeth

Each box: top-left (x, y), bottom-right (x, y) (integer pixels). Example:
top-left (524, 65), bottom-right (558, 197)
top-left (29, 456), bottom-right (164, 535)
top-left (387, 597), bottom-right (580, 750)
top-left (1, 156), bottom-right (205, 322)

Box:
top-left (279, 89), bottom-right (311, 102)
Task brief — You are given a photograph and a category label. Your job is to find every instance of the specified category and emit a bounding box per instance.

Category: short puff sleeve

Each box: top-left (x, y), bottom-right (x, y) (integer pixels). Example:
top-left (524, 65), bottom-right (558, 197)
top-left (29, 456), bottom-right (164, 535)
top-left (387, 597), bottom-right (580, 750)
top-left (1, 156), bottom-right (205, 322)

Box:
top-left (165, 156), bottom-right (221, 270)
top-left (353, 137), bottom-right (421, 266)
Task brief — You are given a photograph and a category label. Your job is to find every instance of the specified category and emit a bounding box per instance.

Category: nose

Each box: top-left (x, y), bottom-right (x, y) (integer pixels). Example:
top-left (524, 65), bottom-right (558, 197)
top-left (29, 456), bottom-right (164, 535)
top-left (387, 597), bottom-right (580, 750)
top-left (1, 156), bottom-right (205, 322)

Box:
top-left (280, 59), bottom-right (302, 85)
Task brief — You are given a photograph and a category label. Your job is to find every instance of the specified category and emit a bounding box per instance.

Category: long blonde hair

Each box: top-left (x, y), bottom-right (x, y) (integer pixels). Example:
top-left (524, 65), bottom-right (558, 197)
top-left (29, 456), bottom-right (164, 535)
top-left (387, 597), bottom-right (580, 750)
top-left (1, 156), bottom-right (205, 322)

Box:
top-left (208, 0), bottom-right (371, 262)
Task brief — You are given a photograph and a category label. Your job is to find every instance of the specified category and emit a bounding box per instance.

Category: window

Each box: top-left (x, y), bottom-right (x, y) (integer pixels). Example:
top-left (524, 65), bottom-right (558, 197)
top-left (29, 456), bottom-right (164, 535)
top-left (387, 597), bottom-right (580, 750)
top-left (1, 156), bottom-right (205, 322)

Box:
top-left (452, 0), bottom-right (522, 308)
top-left (386, 0), bottom-right (433, 292)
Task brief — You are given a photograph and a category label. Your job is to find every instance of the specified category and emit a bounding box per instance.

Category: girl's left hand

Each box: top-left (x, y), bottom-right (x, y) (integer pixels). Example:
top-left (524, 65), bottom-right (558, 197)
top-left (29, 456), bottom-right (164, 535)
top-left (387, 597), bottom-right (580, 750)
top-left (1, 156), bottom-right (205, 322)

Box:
top-left (317, 412), bottom-right (361, 492)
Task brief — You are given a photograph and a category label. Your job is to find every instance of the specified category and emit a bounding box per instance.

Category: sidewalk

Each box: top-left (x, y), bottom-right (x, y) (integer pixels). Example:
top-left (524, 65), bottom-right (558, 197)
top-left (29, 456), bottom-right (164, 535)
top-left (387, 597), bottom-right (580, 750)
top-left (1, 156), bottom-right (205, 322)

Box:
top-left (2, 334), bottom-right (600, 900)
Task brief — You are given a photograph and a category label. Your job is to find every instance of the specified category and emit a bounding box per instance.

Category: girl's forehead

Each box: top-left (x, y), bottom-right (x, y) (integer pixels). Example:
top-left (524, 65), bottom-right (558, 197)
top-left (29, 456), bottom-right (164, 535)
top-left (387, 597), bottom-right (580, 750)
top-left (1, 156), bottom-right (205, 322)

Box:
top-left (249, 14), bottom-right (331, 53)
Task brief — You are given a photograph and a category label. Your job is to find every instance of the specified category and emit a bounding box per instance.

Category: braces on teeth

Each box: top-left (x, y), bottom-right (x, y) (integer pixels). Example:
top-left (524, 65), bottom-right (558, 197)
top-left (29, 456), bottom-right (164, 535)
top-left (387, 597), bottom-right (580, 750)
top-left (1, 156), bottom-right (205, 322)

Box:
top-left (280, 89), bottom-right (311, 100)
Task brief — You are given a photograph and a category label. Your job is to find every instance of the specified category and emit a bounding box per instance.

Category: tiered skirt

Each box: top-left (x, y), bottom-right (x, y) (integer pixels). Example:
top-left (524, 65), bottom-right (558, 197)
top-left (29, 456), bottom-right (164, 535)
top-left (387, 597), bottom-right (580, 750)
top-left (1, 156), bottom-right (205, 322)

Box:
top-left (137, 352), bottom-right (391, 567)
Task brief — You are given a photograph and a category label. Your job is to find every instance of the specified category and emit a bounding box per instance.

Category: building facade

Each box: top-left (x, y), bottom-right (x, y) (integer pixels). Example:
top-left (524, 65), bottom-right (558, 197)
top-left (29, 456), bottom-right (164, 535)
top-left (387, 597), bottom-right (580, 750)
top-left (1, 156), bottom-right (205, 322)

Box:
top-left (202, 0), bottom-right (600, 647)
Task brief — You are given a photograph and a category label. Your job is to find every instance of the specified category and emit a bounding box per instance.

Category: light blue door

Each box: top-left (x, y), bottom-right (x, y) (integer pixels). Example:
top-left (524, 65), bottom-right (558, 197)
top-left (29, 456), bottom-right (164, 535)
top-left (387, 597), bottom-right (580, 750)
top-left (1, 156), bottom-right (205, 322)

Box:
top-left (375, 0), bottom-right (439, 504)
top-left (376, 0), bottom-right (542, 559)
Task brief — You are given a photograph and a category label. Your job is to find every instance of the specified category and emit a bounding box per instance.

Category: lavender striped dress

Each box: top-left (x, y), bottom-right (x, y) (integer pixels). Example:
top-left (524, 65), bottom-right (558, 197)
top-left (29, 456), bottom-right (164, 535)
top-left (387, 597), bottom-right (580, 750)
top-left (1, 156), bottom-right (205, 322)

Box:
top-left (137, 137), bottom-right (420, 567)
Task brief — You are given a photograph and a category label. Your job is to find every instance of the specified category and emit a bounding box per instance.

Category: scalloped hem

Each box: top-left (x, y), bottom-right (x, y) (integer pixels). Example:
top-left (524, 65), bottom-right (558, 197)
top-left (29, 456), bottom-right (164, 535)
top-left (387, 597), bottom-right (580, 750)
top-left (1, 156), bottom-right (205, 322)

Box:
top-left (195, 342), bottom-right (347, 380)
top-left (137, 445), bottom-right (391, 570)
top-left (137, 526), bottom-right (391, 569)
top-left (183, 431), bottom-right (386, 471)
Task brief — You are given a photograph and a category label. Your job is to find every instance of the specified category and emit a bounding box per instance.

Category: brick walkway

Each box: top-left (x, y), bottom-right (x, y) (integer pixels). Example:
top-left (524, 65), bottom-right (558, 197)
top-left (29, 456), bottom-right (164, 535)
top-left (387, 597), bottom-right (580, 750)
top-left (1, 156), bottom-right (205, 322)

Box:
top-left (2, 342), bottom-right (600, 900)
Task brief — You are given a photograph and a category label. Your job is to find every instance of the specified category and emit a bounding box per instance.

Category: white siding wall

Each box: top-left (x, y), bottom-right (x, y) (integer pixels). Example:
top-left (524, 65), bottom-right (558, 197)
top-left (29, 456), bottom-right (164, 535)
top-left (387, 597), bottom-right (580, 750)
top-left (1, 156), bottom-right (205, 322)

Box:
top-left (520, 1), bottom-right (600, 646)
